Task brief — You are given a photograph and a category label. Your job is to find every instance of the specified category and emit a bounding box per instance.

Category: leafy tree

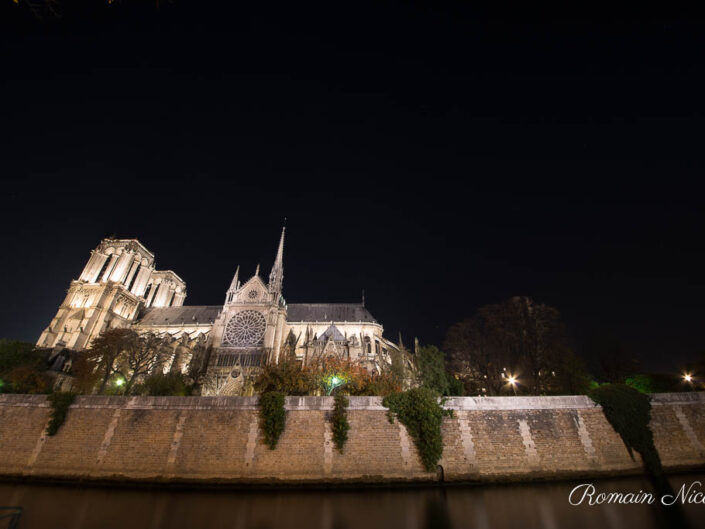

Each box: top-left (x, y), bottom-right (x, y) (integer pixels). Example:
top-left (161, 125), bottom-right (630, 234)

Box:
top-left (416, 345), bottom-right (450, 395)
top-left (254, 359), bottom-right (317, 395)
top-left (0, 340), bottom-right (43, 373)
top-left (0, 340), bottom-right (51, 394)
top-left (2, 366), bottom-right (52, 394)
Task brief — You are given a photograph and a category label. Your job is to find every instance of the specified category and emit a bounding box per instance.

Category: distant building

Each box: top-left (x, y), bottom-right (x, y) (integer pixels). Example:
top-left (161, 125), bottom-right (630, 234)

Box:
top-left (37, 228), bottom-right (400, 395)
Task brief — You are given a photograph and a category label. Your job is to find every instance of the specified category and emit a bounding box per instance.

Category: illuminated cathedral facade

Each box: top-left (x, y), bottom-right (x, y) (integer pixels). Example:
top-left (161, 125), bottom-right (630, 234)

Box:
top-left (37, 229), bottom-right (400, 395)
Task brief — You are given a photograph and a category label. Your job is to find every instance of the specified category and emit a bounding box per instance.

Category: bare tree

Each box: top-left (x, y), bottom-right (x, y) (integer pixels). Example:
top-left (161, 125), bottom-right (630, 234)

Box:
top-left (445, 297), bottom-right (579, 395)
top-left (85, 328), bottom-right (140, 394)
top-left (117, 332), bottom-right (168, 394)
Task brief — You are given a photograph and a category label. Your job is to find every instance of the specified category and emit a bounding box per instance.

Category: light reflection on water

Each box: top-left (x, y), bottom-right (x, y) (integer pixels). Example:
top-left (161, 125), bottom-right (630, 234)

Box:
top-left (0, 474), bottom-right (703, 529)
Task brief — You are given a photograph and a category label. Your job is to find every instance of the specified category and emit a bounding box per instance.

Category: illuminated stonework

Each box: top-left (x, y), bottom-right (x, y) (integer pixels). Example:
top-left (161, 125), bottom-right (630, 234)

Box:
top-left (38, 227), bottom-right (404, 397)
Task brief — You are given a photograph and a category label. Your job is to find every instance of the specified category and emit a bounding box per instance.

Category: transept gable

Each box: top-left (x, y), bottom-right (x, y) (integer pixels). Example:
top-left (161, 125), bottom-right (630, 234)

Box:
top-left (233, 275), bottom-right (270, 304)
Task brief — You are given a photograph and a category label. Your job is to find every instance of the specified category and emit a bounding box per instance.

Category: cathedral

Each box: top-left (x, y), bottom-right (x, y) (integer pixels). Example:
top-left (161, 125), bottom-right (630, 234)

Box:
top-left (37, 229), bottom-right (400, 395)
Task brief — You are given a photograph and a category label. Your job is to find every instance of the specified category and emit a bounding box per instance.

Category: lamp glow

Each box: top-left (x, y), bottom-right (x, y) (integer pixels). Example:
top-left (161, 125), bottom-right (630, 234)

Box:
top-left (683, 373), bottom-right (693, 383)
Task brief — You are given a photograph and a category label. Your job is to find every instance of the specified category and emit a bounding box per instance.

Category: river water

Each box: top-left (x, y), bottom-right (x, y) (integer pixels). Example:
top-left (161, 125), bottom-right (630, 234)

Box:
top-left (0, 474), bottom-right (703, 529)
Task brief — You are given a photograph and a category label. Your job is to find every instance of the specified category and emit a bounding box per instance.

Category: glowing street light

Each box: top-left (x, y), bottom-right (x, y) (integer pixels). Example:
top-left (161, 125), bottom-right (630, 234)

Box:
top-left (325, 374), bottom-right (346, 395)
top-left (683, 373), bottom-right (693, 383)
top-left (506, 374), bottom-right (518, 395)
top-left (115, 377), bottom-right (125, 387)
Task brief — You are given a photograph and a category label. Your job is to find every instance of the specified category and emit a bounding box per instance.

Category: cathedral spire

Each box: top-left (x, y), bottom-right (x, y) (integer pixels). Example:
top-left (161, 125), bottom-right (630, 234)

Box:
top-left (225, 265), bottom-right (240, 304)
top-left (269, 225), bottom-right (285, 294)
top-left (229, 265), bottom-right (240, 291)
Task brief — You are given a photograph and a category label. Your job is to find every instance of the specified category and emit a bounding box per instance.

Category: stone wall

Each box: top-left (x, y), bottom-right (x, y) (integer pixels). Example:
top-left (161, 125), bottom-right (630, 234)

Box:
top-left (0, 393), bottom-right (703, 485)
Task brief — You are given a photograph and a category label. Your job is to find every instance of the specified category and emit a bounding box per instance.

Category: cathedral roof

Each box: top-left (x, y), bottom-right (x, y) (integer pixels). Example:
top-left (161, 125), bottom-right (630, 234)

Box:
top-left (135, 305), bottom-right (221, 326)
top-left (319, 324), bottom-right (346, 342)
top-left (286, 304), bottom-right (377, 323)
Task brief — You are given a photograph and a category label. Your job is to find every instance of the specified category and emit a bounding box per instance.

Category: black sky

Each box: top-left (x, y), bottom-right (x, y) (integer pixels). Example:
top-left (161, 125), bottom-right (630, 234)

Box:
top-left (1, 3), bottom-right (704, 374)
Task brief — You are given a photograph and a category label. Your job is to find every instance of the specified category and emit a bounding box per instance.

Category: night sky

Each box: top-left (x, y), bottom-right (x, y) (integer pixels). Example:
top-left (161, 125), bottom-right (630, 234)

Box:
top-left (1, 3), bottom-right (704, 373)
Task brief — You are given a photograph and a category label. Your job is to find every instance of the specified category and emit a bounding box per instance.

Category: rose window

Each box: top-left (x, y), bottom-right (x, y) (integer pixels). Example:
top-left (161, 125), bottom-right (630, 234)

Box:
top-left (248, 289), bottom-right (259, 300)
top-left (222, 310), bottom-right (266, 347)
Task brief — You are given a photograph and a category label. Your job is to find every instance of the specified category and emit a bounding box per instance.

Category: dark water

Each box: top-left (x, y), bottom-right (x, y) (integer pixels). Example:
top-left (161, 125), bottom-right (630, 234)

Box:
top-left (0, 474), bottom-right (704, 529)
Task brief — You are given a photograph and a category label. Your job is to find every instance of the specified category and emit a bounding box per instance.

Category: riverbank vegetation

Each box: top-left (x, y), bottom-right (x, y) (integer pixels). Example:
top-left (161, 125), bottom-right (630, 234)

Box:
top-left (259, 391), bottom-right (286, 449)
top-left (383, 387), bottom-right (452, 472)
top-left (330, 394), bottom-right (350, 452)
top-left (587, 383), bottom-right (672, 496)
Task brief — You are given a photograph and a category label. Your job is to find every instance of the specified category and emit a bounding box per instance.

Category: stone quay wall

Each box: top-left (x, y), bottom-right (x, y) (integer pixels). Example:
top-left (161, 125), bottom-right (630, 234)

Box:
top-left (0, 393), bottom-right (703, 486)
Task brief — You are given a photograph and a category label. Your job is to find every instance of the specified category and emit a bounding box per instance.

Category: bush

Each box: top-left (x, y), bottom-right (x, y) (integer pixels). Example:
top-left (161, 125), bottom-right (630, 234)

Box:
top-left (588, 383), bottom-right (671, 495)
top-left (331, 394), bottom-right (350, 452)
top-left (142, 372), bottom-right (192, 396)
top-left (46, 392), bottom-right (77, 436)
top-left (0, 340), bottom-right (44, 373)
top-left (259, 391), bottom-right (286, 449)
top-left (254, 360), bottom-right (317, 395)
top-left (0, 341), bottom-right (51, 394)
top-left (383, 387), bottom-right (449, 472)
top-left (447, 376), bottom-right (465, 396)
top-left (625, 374), bottom-right (677, 394)
top-left (2, 366), bottom-right (52, 394)
top-left (353, 374), bottom-right (402, 396)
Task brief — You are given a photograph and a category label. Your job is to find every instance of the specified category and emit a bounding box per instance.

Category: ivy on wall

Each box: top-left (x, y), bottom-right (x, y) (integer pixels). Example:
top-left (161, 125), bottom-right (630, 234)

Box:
top-left (258, 391), bottom-right (286, 449)
top-left (383, 387), bottom-right (451, 472)
top-left (46, 392), bottom-right (77, 436)
top-left (330, 394), bottom-right (350, 452)
top-left (588, 384), bottom-right (672, 495)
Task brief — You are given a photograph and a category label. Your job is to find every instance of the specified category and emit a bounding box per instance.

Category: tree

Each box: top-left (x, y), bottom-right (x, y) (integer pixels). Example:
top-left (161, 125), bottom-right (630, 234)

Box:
top-left (416, 345), bottom-right (450, 395)
top-left (117, 332), bottom-right (169, 394)
top-left (444, 296), bottom-right (585, 395)
top-left (586, 334), bottom-right (641, 384)
top-left (0, 340), bottom-right (43, 374)
top-left (0, 340), bottom-right (51, 394)
top-left (85, 328), bottom-right (140, 394)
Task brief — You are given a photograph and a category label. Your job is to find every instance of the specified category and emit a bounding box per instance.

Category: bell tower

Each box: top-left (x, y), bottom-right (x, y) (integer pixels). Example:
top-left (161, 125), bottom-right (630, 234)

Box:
top-left (37, 238), bottom-right (186, 351)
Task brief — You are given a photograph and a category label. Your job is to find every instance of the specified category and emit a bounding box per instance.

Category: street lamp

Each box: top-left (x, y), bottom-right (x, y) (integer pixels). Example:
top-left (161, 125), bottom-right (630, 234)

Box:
top-left (683, 373), bottom-right (693, 383)
top-left (507, 375), bottom-right (518, 395)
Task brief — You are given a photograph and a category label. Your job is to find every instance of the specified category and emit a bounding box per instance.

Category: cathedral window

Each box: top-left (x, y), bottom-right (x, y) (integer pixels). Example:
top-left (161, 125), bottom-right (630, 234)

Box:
top-left (168, 291), bottom-right (176, 307)
top-left (143, 283), bottom-right (152, 301)
top-left (222, 310), bottom-right (267, 347)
